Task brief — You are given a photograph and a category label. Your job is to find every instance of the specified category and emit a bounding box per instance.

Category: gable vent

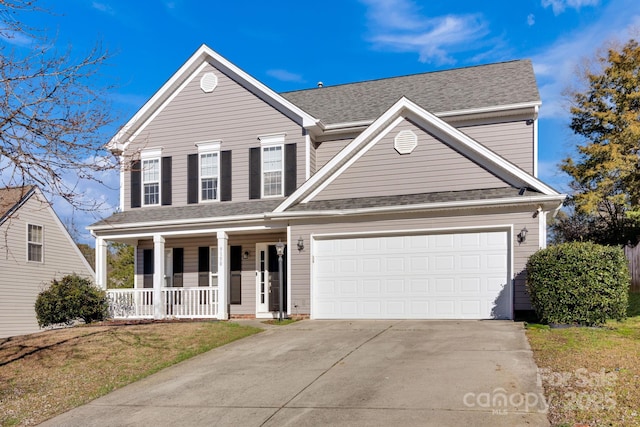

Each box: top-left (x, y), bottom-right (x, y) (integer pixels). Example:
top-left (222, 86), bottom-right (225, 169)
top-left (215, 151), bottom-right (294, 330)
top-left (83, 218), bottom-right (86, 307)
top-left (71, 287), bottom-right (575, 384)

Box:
top-left (394, 130), bottom-right (418, 154)
top-left (200, 72), bottom-right (218, 93)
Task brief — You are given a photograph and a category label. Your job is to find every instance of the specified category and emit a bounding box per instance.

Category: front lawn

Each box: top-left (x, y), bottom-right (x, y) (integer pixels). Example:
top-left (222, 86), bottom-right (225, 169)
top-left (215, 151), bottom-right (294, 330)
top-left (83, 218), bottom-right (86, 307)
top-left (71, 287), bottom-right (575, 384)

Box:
top-left (0, 321), bottom-right (261, 426)
top-left (526, 292), bottom-right (640, 426)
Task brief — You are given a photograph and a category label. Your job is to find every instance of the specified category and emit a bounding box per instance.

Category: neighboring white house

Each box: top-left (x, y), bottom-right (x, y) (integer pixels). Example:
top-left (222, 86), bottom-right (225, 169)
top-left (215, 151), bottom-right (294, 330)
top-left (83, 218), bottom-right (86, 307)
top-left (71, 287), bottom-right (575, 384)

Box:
top-left (0, 186), bottom-right (95, 338)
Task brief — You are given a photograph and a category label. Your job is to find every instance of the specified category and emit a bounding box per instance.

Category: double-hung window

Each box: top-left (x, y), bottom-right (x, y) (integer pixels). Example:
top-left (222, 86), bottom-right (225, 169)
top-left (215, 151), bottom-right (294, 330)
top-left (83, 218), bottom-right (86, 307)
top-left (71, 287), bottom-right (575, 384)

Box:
top-left (197, 141), bottom-right (221, 202)
top-left (259, 134), bottom-right (285, 198)
top-left (27, 224), bottom-right (43, 262)
top-left (140, 148), bottom-right (162, 206)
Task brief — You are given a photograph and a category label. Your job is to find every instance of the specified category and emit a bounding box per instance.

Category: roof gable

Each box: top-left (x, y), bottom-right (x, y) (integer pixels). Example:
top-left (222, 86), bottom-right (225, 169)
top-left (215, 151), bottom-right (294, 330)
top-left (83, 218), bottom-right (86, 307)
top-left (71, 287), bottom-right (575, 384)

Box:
top-left (109, 44), bottom-right (319, 152)
top-left (281, 60), bottom-right (540, 126)
top-left (276, 97), bottom-right (559, 213)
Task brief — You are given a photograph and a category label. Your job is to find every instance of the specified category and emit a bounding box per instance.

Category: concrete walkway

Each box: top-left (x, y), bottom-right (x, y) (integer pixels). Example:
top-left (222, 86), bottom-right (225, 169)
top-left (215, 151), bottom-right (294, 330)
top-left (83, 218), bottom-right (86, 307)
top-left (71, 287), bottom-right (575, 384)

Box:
top-left (40, 320), bottom-right (549, 426)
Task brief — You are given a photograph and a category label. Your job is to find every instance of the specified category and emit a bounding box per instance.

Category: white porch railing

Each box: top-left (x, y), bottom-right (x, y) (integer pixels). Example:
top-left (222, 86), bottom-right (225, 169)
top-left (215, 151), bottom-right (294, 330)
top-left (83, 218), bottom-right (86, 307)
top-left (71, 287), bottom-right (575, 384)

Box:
top-left (107, 287), bottom-right (219, 319)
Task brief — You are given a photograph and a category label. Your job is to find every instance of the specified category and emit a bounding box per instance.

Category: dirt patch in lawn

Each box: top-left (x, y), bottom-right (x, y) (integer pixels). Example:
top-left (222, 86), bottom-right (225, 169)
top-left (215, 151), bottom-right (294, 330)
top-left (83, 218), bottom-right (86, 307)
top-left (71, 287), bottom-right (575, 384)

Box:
top-left (527, 316), bottom-right (640, 426)
top-left (0, 321), bottom-right (261, 426)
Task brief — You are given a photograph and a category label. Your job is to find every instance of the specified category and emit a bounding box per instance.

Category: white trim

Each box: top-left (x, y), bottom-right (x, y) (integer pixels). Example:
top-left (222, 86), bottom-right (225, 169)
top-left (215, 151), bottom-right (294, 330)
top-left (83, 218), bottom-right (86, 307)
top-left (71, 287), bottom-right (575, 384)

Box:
top-left (286, 225), bottom-right (292, 316)
top-left (261, 144), bottom-right (284, 198)
top-left (310, 224), bottom-right (514, 320)
top-left (533, 105), bottom-right (539, 177)
top-left (108, 44), bottom-right (318, 151)
top-left (196, 140), bottom-right (222, 152)
top-left (26, 222), bottom-right (44, 263)
top-left (140, 147), bottom-right (163, 159)
top-left (90, 225), bottom-right (287, 241)
top-left (119, 156), bottom-right (125, 212)
top-left (275, 97), bottom-right (558, 213)
top-left (539, 209), bottom-right (548, 249)
top-left (258, 133), bottom-right (286, 145)
top-left (198, 151), bottom-right (221, 203)
top-left (305, 132), bottom-right (311, 181)
top-left (141, 157), bottom-right (161, 207)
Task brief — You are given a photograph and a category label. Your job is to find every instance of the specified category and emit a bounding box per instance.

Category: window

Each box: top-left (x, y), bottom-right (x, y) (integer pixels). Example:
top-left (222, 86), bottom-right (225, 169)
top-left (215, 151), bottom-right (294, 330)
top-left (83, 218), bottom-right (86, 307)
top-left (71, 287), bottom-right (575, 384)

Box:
top-left (142, 158), bottom-right (160, 205)
top-left (27, 224), bottom-right (43, 262)
top-left (262, 145), bottom-right (283, 197)
top-left (200, 152), bottom-right (219, 201)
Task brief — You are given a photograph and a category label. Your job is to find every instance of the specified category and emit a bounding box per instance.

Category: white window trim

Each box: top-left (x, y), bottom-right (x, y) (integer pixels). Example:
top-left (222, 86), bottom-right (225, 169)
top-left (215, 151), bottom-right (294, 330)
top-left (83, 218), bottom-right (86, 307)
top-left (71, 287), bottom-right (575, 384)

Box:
top-left (261, 144), bottom-right (284, 198)
top-left (258, 134), bottom-right (285, 198)
top-left (26, 223), bottom-right (44, 263)
top-left (140, 148), bottom-right (163, 207)
top-left (197, 141), bottom-right (222, 203)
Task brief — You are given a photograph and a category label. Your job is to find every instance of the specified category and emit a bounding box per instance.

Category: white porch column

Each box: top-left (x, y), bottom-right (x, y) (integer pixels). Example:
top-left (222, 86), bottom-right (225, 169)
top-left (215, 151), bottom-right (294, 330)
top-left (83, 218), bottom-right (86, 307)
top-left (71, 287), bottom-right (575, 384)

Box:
top-left (153, 234), bottom-right (165, 319)
top-left (95, 237), bottom-right (108, 290)
top-left (217, 231), bottom-right (229, 320)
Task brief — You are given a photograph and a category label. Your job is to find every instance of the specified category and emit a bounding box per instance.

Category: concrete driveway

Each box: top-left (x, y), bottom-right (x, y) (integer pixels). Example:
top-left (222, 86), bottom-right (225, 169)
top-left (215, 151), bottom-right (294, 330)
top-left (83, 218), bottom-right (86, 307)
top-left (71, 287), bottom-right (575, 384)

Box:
top-left (41, 320), bottom-right (549, 426)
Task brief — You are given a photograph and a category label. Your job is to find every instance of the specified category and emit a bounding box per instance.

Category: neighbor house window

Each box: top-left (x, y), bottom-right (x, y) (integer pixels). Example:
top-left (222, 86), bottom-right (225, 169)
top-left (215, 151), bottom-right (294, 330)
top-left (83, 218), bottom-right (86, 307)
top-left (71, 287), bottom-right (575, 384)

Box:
top-left (262, 145), bottom-right (283, 197)
top-left (142, 157), bottom-right (160, 206)
top-left (27, 224), bottom-right (43, 262)
top-left (200, 152), bottom-right (219, 201)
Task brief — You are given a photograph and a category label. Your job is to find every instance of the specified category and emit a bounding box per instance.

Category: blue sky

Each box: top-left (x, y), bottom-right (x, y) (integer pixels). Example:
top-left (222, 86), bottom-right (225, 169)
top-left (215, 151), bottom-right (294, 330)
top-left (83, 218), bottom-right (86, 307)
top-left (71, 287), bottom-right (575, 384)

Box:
top-left (10, 0), bottom-right (640, 243)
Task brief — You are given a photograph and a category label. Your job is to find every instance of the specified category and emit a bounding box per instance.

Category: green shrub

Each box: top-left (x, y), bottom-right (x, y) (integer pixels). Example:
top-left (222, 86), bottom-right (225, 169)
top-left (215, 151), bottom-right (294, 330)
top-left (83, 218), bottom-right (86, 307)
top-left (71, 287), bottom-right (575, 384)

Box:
top-left (35, 274), bottom-right (108, 327)
top-left (526, 242), bottom-right (629, 326)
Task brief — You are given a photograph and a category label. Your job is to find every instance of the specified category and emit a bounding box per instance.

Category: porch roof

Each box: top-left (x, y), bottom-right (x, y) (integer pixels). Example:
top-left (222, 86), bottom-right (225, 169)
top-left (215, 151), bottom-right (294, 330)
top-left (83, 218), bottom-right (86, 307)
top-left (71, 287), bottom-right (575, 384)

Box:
top-left (287, 187), bottom-right (537, 211)
top-left (89, 199), bottom-right (283, 228)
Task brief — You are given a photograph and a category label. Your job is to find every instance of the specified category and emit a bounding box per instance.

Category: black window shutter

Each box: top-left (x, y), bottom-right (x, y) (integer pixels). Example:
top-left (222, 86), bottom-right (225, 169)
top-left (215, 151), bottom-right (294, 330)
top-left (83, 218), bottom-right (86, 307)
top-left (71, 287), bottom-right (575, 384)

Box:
top-left (249, 147), bottom-right (261, 199)
top-left (198, 246), bottom-right (210, 287)
top-left (220, 150), bottom-right (232, 201)
top-left (230, 245), bottom-right (242, 271)
top-left (198, 247), bottom-right (210, 272)
top-left (131, 160), bottom-right (141, 208)
top-left (285, 143), bottom-right (297, 196)
top-left (173, 248), bottom-right (184, 274)
top-left (143, 248), bottom-right (154, 289)
top-left (187, 154), bottom-right (198, 204)
top-left (161, 156), bottom-right (172, 206)
top-left (230, 246), bottom-right (242, 305)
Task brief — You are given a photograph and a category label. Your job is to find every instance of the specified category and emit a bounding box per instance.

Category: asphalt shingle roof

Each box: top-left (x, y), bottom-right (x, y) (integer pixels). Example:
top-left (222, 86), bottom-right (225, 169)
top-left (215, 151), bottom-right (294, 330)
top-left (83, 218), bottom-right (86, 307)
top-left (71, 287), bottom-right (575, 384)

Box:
top-left (280, 60), bottom-right (539, 125)
top-left (288, 187), bottom-right (536, 211)
top-left (0, 185), bottom-right (34, 222)
top-left (90, 199), bottom-right (283, 228)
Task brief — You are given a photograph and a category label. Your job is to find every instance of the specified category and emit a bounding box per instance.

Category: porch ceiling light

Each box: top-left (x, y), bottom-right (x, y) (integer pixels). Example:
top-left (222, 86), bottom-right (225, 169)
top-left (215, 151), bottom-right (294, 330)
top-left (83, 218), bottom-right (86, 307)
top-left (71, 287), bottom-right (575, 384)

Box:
top-left (276, 240), bottom-right (285, 256)
top-left (297, 236), bottom-right (304, 251)
top-left (517, 227), bottom-right (528, 244)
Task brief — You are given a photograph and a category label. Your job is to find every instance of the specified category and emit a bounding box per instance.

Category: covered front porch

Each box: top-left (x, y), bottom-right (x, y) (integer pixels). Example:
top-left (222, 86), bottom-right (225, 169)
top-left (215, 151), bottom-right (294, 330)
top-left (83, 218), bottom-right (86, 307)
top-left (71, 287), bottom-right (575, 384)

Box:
top-left (94, 227), bottom-right (291, 321)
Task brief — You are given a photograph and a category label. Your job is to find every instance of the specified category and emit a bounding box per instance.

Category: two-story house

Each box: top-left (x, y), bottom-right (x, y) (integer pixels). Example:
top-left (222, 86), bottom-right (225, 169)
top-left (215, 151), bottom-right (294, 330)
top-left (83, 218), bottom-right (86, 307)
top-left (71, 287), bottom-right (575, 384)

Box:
top-left (0, 185), bottom-right (95, 338)
top-left (89, 44), bottom-right (565, 321)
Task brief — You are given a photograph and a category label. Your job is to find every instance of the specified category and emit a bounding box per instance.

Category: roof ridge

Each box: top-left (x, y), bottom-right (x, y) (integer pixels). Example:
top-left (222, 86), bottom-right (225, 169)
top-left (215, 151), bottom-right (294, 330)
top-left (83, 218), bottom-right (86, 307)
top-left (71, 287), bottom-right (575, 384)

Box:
top-left (280, 59), bottom-right (531, 95)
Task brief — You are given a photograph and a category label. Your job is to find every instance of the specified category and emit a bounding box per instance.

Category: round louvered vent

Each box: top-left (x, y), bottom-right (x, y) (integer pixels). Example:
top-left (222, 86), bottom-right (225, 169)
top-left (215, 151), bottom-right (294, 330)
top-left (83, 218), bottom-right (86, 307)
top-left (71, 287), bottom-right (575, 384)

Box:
top-left (200, 72), bottom-right (218, 93)
top-left (394, 130), bottom-right (418, 154)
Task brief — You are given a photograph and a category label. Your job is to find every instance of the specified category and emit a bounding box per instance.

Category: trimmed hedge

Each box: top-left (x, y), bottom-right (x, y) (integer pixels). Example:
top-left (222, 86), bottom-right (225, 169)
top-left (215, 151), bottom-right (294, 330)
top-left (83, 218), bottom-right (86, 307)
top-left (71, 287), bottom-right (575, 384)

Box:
top-left (35, 274), bottom-right (108, 327)
top-left (526, 242), bottom-right (629, 326)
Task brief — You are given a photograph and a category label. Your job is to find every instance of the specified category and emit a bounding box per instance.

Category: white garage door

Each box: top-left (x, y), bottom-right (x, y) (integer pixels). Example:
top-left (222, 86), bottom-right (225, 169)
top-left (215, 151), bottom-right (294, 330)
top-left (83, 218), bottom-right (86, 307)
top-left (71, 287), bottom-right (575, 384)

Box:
top-left (312, 231), bottom-right (510, 320)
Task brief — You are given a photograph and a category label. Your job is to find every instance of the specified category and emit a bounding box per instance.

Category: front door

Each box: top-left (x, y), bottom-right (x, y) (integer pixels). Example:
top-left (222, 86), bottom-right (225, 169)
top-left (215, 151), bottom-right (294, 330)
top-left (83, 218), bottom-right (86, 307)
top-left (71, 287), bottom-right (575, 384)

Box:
top-left (256, 243), bottom-right (287, 315)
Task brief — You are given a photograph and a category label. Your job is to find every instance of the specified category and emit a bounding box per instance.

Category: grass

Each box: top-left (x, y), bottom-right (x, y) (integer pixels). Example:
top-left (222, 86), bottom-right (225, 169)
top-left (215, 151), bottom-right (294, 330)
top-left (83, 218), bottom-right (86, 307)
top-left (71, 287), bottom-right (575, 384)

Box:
top-left (0, 321), bottom-right (261, 426)
top-left (526, 292), bottom-right (640, 427)
top-left (261, 318), bottom-right (298, 326)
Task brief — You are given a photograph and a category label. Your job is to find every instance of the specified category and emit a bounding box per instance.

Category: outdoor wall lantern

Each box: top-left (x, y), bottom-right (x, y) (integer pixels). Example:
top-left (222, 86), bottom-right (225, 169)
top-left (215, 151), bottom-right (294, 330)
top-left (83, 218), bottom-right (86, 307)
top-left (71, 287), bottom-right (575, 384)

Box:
top-left (243, 251), bottom-right (249, 259)
top-left (297, 236), bottom-right (304, 251)
top-left (517, 227), bottom-right (528, 244)
top-left (275, 240), bottom-right (286, 322)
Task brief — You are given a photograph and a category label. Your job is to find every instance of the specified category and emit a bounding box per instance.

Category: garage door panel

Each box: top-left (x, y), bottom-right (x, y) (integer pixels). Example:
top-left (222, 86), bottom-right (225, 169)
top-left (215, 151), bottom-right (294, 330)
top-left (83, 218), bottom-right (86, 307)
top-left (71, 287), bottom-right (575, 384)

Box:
top-left (313, 231), bottom-right (510, 319)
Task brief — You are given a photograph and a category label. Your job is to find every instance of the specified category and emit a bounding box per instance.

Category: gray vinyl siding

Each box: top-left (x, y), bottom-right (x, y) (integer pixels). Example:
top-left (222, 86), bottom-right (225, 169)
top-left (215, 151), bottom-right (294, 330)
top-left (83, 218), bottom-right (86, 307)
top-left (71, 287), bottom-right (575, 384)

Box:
top-left (289, 208), bottom-right (539, 315)
top-left (313, 119), bottom-right (507, 201)
top-left (315, 137), bottom-right (354, 171)
top-left (123, 62), bottom-right (305, 209)
top-left (0, 195), bottom-right (94, 339)
top-left (135, 232), bottom-right (285, 316)
top-left (459, 120), bottom-right (534, 174)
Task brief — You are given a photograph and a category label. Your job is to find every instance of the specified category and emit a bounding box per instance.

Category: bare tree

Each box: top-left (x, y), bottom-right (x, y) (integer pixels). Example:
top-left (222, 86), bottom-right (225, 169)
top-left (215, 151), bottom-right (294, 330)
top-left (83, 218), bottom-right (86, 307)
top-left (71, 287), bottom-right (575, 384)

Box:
top-left (0, 0), bottom-right (116, 209)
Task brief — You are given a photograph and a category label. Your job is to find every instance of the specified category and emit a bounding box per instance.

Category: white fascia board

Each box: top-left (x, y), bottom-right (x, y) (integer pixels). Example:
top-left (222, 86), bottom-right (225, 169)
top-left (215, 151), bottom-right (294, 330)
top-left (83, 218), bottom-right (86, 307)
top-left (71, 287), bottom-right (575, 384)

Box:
top-left (92, 224), bottom-right (286, 241)
top-left (87, 212), bottom-right (269, 233)
top-left (109, 44), bottom-right (320, 150)
top-left (269, 193), bottom-right (567, 221)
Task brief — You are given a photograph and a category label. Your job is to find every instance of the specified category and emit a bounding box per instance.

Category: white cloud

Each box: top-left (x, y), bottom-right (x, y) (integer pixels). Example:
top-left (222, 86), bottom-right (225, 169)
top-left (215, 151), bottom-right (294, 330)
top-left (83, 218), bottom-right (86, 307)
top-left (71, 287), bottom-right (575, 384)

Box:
top-left (92, 2), bottom-right (115, 15)
top-left (527, 14), bottom-right (536, 26)
top-left (542, 0), bottom-right (600, 15)
top-left (266, 69), bottom-right (305, 83)
top-left (0, 30), bottom-right (34, 47)
top-left (360, 0), bottom-right (490, 64)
